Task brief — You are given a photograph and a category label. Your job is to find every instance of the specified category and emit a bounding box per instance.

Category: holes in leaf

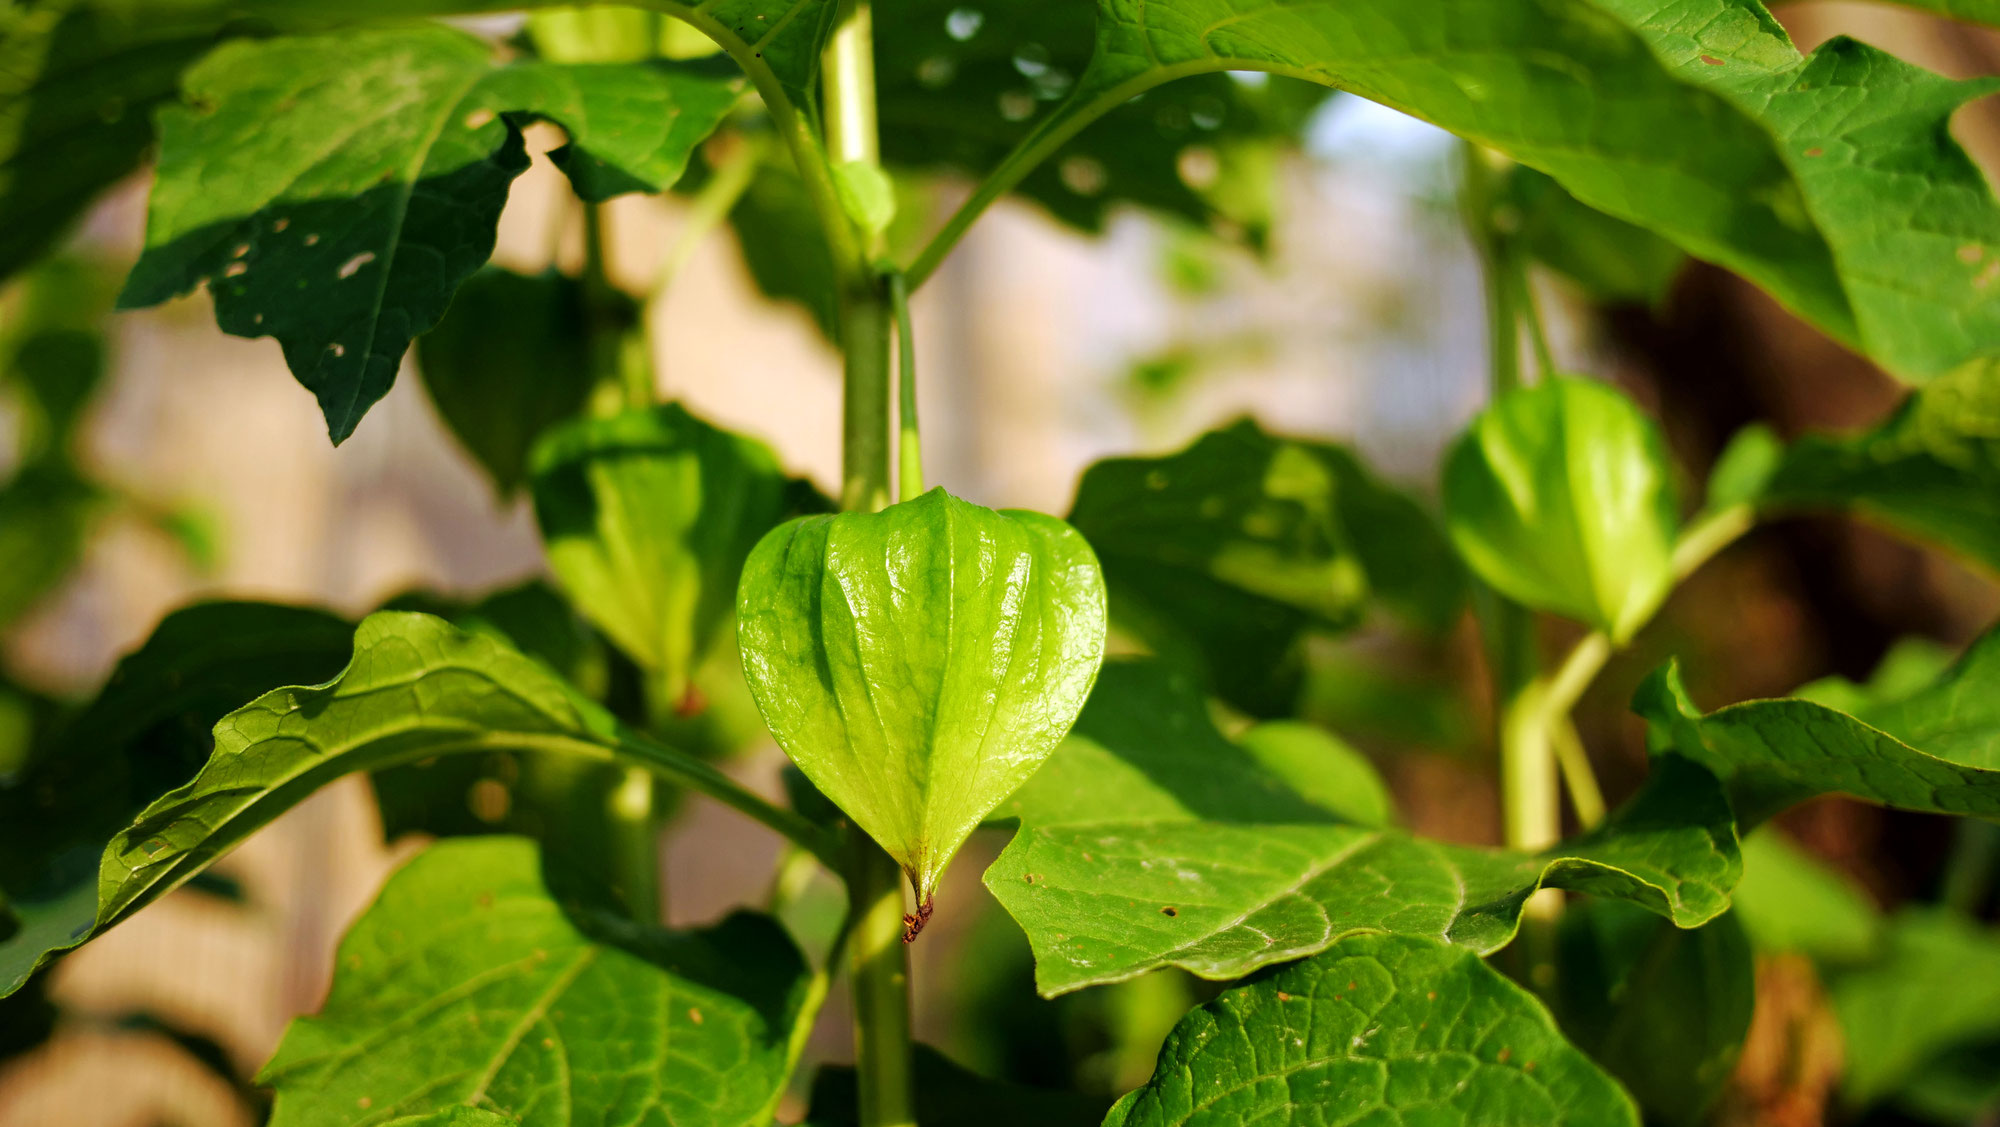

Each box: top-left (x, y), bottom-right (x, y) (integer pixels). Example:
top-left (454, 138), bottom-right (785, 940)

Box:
top-left (1160, 905), bottom-right (1178, 917)
top-left (1177, 146), bottom-right (1220, 190)
top-left (918, 55), bottom-right (956, 88)
top-left (469, 778), bottom-right (510, 823)
top-left (1189, 95), bottom-right (1226, 130)
top-left (1013, 42), bottom-right (1051, 78)
top-left (945, 7), bottom-right (983, 40)
top-left (998, 91), bottom-right (1035, 122)
top-left (1060, 155), bottom-right (1106, 196)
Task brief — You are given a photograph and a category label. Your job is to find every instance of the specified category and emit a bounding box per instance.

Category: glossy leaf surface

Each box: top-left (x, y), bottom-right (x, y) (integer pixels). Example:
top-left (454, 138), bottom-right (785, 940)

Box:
top-left (1106, 932), bottom-right (1640, 1127)
top-left (118, 25), bottom-right (739, 441)
top-left (263, 836), bottom-right (809, 1127)
top-left (1069, 418), bottom-right (1463, 716)
top-left (738, 488), bottom-right (1107, 906)
top-left (1636, 623), bottom-right (2000, 825)
top-left (533, 404), bottom-right (791, 707)
top-left (986, 661), bottom-right (1740, 995)
top-left (1443, 378), bottom-right (1678, 642)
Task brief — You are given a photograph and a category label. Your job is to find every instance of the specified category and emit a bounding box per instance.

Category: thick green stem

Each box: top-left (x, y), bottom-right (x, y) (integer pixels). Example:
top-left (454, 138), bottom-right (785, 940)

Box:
top-left (846, 841), bottom-right (917, 1127)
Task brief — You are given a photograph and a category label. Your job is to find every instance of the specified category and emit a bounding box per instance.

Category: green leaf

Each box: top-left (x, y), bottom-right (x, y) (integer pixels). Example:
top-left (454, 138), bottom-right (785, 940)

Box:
top-left (802, 1045), bottom-right (1110, 1127)
top-left (1443, 378), bottom-right (1678, 642)
top-left (1235, 721), bottom-right (1394, 829)
top-left (0, 608), bottom-right (819, 999)
top-left (1554, 900), bottom-right (1754, 1126)
top-left (262, 836), bottom-right (811, 1127)
top-left (1759, 359), bottom-right (2000, 573)
top-left (531, 403), bottom-right (791, 709)
top-left (727, 152), bottom-right (839, 337)
top-left (117, 25), bottom-right (740, 442)
top-left (1731, 829), bottom-right (1879, 962)
top-left (737, 487), bottom-right (1108, 909)
top-left (415, 268), bottom-right (606, 497)
top-left (1832, 908), bottom-right (2000, 1110)
top-left (2, 255), bottom-right (119, 459)
top-left (832, 159), bottom-right (896, 239)
top-left (0, 600), bottom-right (355, 997)
top-left (1635, 623), bottom-right (2000, 826)
top-left (1108, 931), bottom-right (1640, 1127)
top-left (0, 464), bottom-right (98, 630)
top-left (1067, 418), bottom-right (1463, 716)
top-left (1589, 0), bottom-right (2000, 381)
top-left (1504, 166), bottom-right (1686, 305)
top-left (986, 660), bottom-right (1740, 995)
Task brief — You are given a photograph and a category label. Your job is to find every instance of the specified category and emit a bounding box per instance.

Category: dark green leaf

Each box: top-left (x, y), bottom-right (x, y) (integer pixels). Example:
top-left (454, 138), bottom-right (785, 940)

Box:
top-left (1505, 165), bottom-right (1686, 305)
top-left (802, 1044), bottom-right (1110, 1127)
top-left (1832, 908), bottom-right (2000, 1110)
top-left (118, 26), bottom-right (740, 442)
top-left (1068, 418), bottom-right (1463, 717)
top-left (1635, 623), bottom-right (2000, 825)
top-left (1443, 377), bottom-right (1679, 642)
top-left (262, 836), bottom-right (811, 1127)
top-left (415, 268), bottom-right (604, 496)
top-left (1731, 829), bottom-right (1879, 962)
top-left (1107, 932), bottom-right (1639, 1127)
top-left (0, 600), bottom-right (354, 997)
top-left (728, 152), bottom-right (839, 338)
top-left (0, 464), bottom-right (97, 630)
top-left (1, 256), bottom-right (119, 457)
top-left (738, 487), bottom-right (1107, 909)
top-left (986, 660), bottom-right (1740, 995)
top-left (1760, 359), bottom-right (2000, 573)
top-left (532, 403), bottom-right (791, 710)
top-left (1554, 900), bottom-right (1754, 1126)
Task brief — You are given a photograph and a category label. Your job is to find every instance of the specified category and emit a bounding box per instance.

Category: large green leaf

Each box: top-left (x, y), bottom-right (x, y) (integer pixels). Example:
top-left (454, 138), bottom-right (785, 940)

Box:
top-left (738, 487), bottom-right (1107, 912)
top-left (986, 660), bottom-right (1741, 995)
top-left (0, 608), bottom-right (823, 999)
top-left (1068, 418), bottom-right (1464, 717)
top-left (1554, 900), bottom-right (1754, 1126)
top-left (1831, 908), bottom-right (2000, 1111)
top-left (415, 268), bottom-right (605, 497)
top-left (1636, 622), bottom-right (2000, 825)
top-left (1106, 931), bottom-right (1640, 1127)
top-left (1731, 829), bottom-right (1880, 962)
top-left (1443, 377), bottom-right (1679, 643)
top-left (1592, 0), bottom-right (2000, 380)
top-left (1759, 359), bottom-right (2000, 574)
top-left (803, 1045), bottom-right (1110, 1127)
top-left (1503, 165), bottom-right (1686, 305)
top-left (117, 25), bottom-right (740, 442)
top-left (532, 403), bottom-right (790, 710)
top-left (0, 600), bottom-right (355, 997)
top-left (262, 836), bottom-right (811, 1127)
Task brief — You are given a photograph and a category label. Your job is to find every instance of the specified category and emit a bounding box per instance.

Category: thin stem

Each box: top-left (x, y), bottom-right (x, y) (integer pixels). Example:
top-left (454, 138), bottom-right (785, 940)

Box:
top-left (1461, 141), bottom-right (1521, 396)
top-left (608, 766), bottom-right (662, 922)
top-left (890, 271), bottom-right (923, 501)
top-left (841, 283), bottom-right (895, 512)
top-left (1550, 715), bottom-right (1606, 829)
top-left (1515, 259), bottom-right (1557, 380)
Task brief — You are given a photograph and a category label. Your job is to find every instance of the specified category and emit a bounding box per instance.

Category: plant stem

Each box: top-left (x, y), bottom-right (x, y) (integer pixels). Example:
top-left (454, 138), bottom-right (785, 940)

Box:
top-left (824, 7), bottom-right (916, 1124)
top-left (1550, 714), bottom-right (1606, 829)
top-left (890, 272), bottom-right (923, 501)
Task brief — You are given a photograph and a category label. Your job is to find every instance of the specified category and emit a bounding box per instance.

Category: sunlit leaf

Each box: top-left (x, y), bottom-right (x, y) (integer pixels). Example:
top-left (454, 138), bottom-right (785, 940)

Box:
top-left (1107, 932), bottom-right (1640, 1127)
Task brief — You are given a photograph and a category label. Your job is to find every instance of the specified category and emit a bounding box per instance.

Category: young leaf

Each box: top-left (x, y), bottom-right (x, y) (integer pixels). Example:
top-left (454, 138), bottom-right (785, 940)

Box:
top-left (1636, 621), bottom-right (2000, 825)
top-left (117, 26), bottom-right (740, 442)
top-left (737, 487), bottom-right (1108, 914)
top-left (1831, 908), bottom-right (2000, 1111)
top-left (1758, 359), bottom-right (2000, 574)
top-left (1106, 932), bottom-right (1640, 1127)
top-left (532, 403), bottom-right (792, 710)
top-left (0, 601), bottom-right (355, 997)
top-left (802, 1044), bottom-right (1110, 1127)
top-left (262, 836), bottom-right (811, 1127)
top-left (1443, 378), bottom-right (1678, 643)
top-left (985, 660), bottom-right (1741, 995)
top-left (1554, 900), bottom-right (1755, 1127)
top-left (0, 609), bottom-right (824, 999)
top-left (416, 268), bottom-right (607, 497)
top-left (1068, 418), bottom-right (1464, 716)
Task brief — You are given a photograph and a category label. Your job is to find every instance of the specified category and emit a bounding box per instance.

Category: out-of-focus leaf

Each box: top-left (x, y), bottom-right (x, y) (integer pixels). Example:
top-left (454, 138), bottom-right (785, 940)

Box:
top-left (802, 1045), bottom-right (1110, 1127)
top-left (1791, 636), bottom-right (1957, 720)
top-left (1107, 932), bottom-right (1639, 1126)
top-left (1759, 359), bottom-right (2000, 573)
top-left (1235, 721), bottom-right (1394, 828)
top-left (415, 268), bottom-right (605, 496)
top-left (1731, 830), bottom-right (1879, 963)
top-left (532, 403), bottom-right (790, 710)
top-left (0, 465), bottom-right (97, 630)
top-left (1832, 908), bottom-right (2000, 1110)
top-left (728, 152), bottom-right (839, 338)
top-left (986, 659), bottom-right (1741, 995)
top-left (1555, 899), bottom-right (1754, 1126)
top-left (1443, 377), bottom-right (1679, 643)
top-left (1505, 165), bottom-right (1685, 305)
top-left (262, 836), bottom-right (810, 1127)
top-left (1636, 622), bottom-right (2000, 825)
top-left (118, 25), bottom-right (740, 442)
top-left (1, 256), bottom-right (118, 457)
top-left (1069, 418), bottom-right (1463, 717)
top-left (738, 487), bottom-right (1107, 910)
top-left (0, 601), bottom-right (353, 997)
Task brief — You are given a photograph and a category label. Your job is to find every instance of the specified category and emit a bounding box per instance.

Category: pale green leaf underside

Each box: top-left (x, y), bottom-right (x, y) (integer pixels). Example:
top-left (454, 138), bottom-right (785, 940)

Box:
top-left (117, 25), bottom-right (739, 441)
top-left (1636, 621), bottom-right (2000, 825)
top-left (1107, 932), bottom-right (1640, 1127)
top-left (263, 836), bottom-right (809, 1127)
top-left (738, 488), bottom-right (1107, 905)
top-left (986, 661), bottom-right (1739, 996)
